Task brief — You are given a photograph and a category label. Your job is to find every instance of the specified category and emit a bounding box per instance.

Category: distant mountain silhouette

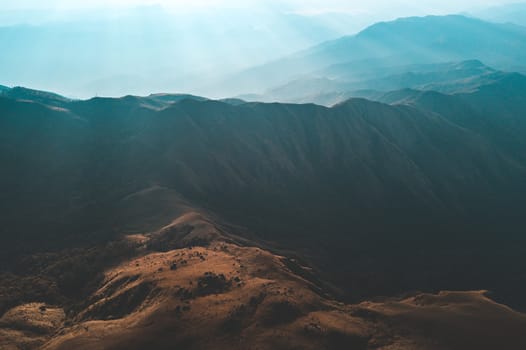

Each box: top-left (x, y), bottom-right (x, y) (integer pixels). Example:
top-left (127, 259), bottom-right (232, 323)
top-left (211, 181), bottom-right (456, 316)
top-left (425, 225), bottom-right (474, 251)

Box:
top-left (243, 60), bottom-right (509, 105)
top-left (470, 3), bottom-right (526, 26)
top-left (0, 6), bottom-right (354, 97)
top-left (323, 59), bottom-right (503, 93)
top-left (227, 15), bottom-right (526, 95)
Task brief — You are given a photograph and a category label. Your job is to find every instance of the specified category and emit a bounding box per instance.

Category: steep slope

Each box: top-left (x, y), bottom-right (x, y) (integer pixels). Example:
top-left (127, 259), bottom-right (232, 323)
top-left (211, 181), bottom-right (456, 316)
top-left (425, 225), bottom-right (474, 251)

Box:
top-left (0, 92), bottom-right (214, 258)
top-left (378, 73), bottom-right (526, 165)
top-left (3, 94), bottom-right (522, 247)
top-left (2, 86), bottom-right (526, 309)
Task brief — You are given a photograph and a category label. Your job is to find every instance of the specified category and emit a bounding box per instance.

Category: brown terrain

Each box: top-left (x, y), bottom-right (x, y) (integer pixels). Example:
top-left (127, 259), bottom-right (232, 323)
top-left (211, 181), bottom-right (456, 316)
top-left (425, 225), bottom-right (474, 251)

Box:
top-left (2, 211), bottom-right (526, 350)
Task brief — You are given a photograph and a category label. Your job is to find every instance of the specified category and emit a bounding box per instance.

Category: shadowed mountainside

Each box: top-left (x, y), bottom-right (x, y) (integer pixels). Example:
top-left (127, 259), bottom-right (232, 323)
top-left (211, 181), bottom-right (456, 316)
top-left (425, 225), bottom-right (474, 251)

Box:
top-left (1, 77), bottom-right (526, 311)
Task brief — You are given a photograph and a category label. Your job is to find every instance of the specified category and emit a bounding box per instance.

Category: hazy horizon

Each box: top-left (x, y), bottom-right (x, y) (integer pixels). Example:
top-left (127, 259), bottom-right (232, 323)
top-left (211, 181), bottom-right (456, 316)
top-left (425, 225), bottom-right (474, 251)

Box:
top-left (1, 0), bottom-right (525, 98)
top-left (1, 0), bottom-right (521, 18)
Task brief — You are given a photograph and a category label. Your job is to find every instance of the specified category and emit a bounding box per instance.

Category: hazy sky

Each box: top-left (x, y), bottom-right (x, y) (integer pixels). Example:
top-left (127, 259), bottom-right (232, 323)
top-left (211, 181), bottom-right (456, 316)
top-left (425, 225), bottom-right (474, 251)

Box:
top-left (0, 0), bottom-right (520, 15)
top-left (0, 0), bottom-right (523, 97)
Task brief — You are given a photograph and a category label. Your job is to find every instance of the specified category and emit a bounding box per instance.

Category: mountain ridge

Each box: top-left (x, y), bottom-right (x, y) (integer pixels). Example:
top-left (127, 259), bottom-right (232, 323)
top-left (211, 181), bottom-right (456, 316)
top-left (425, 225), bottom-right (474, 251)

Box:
top-left (2, 80), bottom-right (526, 310)
top-left (224, 15), bottom-right (526, 96)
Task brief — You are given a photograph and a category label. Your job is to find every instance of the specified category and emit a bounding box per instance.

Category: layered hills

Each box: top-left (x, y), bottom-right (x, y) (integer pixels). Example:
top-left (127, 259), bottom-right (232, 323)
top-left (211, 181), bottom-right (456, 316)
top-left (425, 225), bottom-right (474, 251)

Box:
top-left (243, 60), bottom-right (512, 105)
top-left (232, 15), bottom-right (526, 99)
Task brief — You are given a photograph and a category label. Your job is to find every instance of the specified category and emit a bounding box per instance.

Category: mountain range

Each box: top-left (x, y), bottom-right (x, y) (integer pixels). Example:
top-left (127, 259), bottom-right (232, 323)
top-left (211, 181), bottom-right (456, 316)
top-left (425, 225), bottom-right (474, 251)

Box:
top-left (242, 59), bottom-right (513, 105)
top-left (2, 68), bottom-right (526, 301)
top-left (470, 2), bottom-right (526, 26)
top-left (2, 73), bottom-right (526, 347)
top-left (226, 15), bottom-right (526, 98)
top-left (3, 11), bottom-right (526, 350)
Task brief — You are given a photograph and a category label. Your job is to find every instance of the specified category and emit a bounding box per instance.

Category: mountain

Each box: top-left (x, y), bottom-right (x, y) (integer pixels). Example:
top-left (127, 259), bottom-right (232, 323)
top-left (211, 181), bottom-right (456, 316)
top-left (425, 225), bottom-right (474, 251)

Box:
top-left (4, 213), bottom-right (526, 349)
top-left (2, 77), bottom-right (526, 313)
top-left (470, 3), bottom-right (526, 26)
top-left (243, 60), bottom-right (507, 105)
top-left (0, 6), bottom-right (355, 98)
top-left (377, 73), bottom-right (526, 165)
top-left (321, 59), bottom-right (502, 93)
top-left (2, 77), bottom-right (526, 346)
top-left (226, 15), bottom-right (526, 96)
